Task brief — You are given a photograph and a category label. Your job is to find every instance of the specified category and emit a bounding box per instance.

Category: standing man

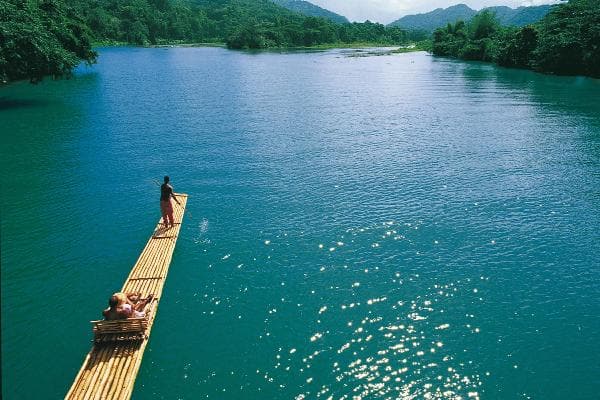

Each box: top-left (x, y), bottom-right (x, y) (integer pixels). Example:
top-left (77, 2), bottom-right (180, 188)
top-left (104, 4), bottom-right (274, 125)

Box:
top-left (161, 176), bottom-right (181, 228)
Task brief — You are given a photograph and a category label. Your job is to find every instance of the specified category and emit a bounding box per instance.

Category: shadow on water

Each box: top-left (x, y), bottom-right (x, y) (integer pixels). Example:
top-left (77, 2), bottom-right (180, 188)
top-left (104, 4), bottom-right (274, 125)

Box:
top-left (0, 97), bottom-right (52, 111)
top-left (0, 67), bottom-right (108, 400)
top-left (457, 59), bottom-right (600, 124)
top-left (456, 60), bottom-right (600, 174)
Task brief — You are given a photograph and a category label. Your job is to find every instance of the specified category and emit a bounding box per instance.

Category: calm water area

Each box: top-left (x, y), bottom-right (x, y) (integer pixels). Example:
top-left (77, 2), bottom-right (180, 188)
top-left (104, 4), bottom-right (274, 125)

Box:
top-left (1, 47), bottom-right (599, 399)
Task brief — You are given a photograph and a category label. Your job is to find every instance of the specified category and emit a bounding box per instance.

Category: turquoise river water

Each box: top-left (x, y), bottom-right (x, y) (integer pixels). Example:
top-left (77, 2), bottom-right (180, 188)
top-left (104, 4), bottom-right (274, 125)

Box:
top-left (1, 47), bottom-right (599, 399)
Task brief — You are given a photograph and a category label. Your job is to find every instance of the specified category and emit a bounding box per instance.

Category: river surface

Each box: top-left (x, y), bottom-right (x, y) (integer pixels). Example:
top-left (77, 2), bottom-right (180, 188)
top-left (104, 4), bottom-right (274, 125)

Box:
top-left (1, 47), bottom-right (599, 399)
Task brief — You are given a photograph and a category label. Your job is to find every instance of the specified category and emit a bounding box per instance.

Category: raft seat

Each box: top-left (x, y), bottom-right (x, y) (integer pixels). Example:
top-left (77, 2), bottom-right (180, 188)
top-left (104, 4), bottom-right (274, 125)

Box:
top-left (91, 300), bottom-right (157, 343)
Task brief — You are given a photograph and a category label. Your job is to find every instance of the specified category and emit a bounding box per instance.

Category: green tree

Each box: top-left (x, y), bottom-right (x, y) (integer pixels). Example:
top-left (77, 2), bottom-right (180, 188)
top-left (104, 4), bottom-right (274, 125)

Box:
top-left (226, 21), bottom-right (266, 49)
top-left (432, 20), bottom-right (467, 57)
top-left (0, 0), bottom-right (96, 83)
top-left (469, 10), bottom-right (499, 40)
top-left (533, 0), bottom-right (600, 77)
top-left (496, 26), bottom-right (538, 68)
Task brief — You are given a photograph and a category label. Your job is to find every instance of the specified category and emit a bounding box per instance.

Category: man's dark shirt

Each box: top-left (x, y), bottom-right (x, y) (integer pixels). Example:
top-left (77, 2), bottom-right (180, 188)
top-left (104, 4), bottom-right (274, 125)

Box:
top-left (161, 183), bottom-right (174, 202)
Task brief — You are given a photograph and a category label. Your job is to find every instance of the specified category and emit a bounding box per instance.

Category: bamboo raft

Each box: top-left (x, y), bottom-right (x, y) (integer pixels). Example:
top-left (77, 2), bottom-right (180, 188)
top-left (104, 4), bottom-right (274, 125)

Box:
top-left (65, 194), bottom-right (188, 400)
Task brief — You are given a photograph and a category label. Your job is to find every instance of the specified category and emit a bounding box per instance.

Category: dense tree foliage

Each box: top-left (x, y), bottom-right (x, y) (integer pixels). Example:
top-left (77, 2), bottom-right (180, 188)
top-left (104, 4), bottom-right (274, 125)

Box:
top-left (66, 0), bottom-right (412, 49)
top-left (534, 0), bottom-right (600, 77)
top-left (432, 0), bottom-right (599, 78)
top-left (0, 0), bottom-right (96, 83)
top-left (496, 26), bottom-right (538, 69)
top-left (70, 0), bottom-right (209, 45)
top-left (272, 0), bottom-right (348, 24)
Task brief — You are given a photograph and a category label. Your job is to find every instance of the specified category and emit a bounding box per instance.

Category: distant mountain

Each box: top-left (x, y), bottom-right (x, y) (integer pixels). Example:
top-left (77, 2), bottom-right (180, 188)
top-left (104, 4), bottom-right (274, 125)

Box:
top-left (487, 5), bottom-right (553, 27)
top-left (388, 3), bottom-right (553, 32)
top-left (388, 4), bottom-right (475, 32)
top-left (271, 0), bottom-right (349, 23)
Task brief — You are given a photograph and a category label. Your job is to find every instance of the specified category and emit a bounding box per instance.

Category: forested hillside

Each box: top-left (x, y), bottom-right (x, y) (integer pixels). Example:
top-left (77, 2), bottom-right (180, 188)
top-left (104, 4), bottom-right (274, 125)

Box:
top-left (57, 0), bottom-right (410, 47)
top-left (192, 0), bottom-right (408, 49)
top-left (389, 3), bottom-right (553, 32)
top-left (485, 5), bottom-right (552, 27)
top-left (271, 0), bottom-right (348, 24)
top-left (388, 4), bottom-right (475, 32)
top-left (432, 0), bottom-right (599, 77)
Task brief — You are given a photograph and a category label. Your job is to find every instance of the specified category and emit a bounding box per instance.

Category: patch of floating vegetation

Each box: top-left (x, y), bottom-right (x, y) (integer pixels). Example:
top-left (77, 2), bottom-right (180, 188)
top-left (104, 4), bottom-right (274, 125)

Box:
top-left (342, 45), bottom-right (421, 58)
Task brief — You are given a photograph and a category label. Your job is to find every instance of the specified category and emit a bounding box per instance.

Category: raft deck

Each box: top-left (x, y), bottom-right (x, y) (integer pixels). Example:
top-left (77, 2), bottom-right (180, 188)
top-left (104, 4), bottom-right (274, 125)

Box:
top-left (65, 194), bottom-right (187, 400)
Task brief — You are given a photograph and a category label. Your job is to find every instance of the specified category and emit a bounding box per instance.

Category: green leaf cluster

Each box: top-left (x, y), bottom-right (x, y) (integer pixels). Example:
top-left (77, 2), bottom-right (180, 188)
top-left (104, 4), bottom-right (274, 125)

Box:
top-left (533, 0), bottom-right (599, 77)
top-left (271, 0), bottom-right (348, 24)
top-left (432, 11), bottom-right (500, 62)
top-left (1, 0), bottom-right (97, 83)
top-left (71, 0), bottom-right (211, 45)
top-left (432, 0), bottom-right (600, 78)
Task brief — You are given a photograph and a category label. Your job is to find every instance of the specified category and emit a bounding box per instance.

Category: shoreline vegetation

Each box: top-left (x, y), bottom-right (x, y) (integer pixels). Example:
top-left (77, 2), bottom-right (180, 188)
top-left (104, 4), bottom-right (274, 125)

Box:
top-left (89, 39), bottom-right (428, 56)
top-left (100, 40), bottom-right (428, 52)
top-left (431, 0), bottom-right (599, 78)
top-left (1, 0), bottom-right (597, 84)
top-left (1, 0), bottom-right (426, 84)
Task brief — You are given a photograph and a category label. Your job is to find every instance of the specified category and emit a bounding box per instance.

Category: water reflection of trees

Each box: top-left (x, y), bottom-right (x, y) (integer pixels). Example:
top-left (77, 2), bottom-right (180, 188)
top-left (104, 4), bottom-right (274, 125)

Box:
top-left (457, 59), bottom-right (600, 125)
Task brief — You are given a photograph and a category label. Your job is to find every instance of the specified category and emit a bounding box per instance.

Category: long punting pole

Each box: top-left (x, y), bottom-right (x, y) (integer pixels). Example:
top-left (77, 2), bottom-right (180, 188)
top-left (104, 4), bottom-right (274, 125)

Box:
top-left (65, 194), bottom-right (187, 400)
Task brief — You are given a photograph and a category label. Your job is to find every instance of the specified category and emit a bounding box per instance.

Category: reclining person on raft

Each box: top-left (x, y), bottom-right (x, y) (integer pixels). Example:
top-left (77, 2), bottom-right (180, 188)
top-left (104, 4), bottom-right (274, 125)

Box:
top-left (102, 292), bottom-right (154, 321)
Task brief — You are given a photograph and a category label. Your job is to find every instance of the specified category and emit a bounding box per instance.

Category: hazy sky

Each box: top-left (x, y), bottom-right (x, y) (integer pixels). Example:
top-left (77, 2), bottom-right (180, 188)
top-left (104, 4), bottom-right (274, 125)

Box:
top-left (309, 0), bottom-right (562, 24)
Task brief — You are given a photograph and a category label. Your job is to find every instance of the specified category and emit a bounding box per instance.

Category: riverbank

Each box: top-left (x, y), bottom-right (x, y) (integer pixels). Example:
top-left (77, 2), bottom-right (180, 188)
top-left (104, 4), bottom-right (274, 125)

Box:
top-left (93, 40), bottom-right (428, 54)
top-left (287, 41), bottom-right (428, 51)
top-left (92, 40), bottom-right (226, 48)
top-left (431, 0), bottom-right (599, 79)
